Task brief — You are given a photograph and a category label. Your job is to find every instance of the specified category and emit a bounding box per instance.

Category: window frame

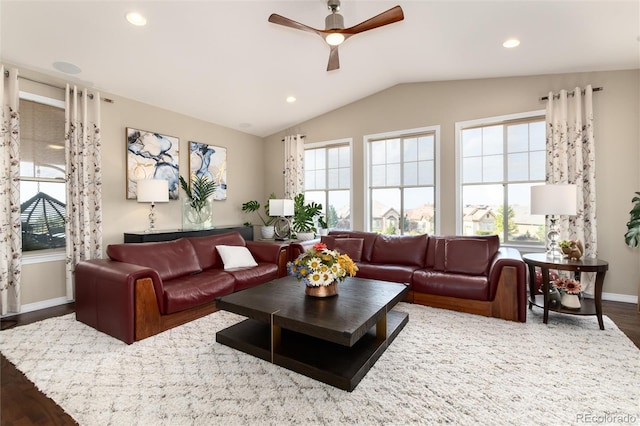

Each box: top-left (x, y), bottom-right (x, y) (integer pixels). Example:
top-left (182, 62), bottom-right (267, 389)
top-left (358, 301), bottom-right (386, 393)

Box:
top-left (364, 125), bottom-right (441, 235)
top-left (19, 91), bottom-right (67, 263)
top-left (455, 110), bottom-right (546, 248)
top-left (303, 138), bottom-right (353, 231)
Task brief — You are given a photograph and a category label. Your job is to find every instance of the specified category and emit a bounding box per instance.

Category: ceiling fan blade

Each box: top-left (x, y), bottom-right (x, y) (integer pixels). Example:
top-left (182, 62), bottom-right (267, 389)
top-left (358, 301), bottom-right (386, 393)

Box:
top-left (268, 13), bottom-right (323, 37)
top-left (327, 45), bottom-right (340, 71)
top-left (343, 5), bottom-right (404, 35)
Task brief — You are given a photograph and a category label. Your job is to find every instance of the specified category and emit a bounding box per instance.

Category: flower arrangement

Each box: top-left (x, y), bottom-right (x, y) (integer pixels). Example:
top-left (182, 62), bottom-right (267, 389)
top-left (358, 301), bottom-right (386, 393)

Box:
top-left (287, 242), bottom-right (358, 287)
top-left (552, 276), bottom-right (582, 295)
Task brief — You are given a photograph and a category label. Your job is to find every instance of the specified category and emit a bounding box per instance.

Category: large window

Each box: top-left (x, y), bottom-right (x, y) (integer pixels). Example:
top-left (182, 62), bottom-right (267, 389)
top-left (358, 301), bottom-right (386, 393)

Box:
top-left (365, 127), bottom-right (439, 235)
top-left (304, 139), bottom-right (352, 230)
top-left (19, 95), bottom-right (66, 253)
top-left (457, 112), bottom-right (545, 245)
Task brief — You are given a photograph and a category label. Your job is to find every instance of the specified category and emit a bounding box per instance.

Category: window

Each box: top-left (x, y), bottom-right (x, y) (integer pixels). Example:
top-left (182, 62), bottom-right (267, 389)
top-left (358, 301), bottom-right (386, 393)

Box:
top-left (304, 139), bottom-right (352, 230)
top-left (456, 112), bottom-right (545, 245)
top-left (19, 94), bottom-right (66, 253)
top-left (365, 127), bottom-right (439, 235)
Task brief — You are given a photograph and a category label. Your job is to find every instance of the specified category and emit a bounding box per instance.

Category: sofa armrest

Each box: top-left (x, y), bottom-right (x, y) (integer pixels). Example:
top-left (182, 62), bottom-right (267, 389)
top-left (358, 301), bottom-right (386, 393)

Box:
top-left (289, 239), bottom-right (321, 260)
top-left (487, 247), bottom-right (527, 321)
top-left (75, 259), bottom-right (163, 344)
top-left (246, 241), bottom-right (287, 263)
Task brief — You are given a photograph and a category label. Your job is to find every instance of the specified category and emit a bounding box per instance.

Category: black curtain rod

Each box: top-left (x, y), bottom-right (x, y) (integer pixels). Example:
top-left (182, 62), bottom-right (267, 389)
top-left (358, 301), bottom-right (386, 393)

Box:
top-left (281, 135), bottom-right (306, 142)
top-left (3, 70), bottom-right (114, 103)
top-left (540, 86), bottom-right (603, 101)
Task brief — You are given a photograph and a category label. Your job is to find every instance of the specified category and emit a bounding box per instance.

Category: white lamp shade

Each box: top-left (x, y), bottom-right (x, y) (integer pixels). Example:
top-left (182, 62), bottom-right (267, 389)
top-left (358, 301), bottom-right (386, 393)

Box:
top-left (269, 199), bottom-right (294, 217)
top-left (137, 179), bottom-right (169, 203)
top-left (530, 184), bottom-right (577, 215)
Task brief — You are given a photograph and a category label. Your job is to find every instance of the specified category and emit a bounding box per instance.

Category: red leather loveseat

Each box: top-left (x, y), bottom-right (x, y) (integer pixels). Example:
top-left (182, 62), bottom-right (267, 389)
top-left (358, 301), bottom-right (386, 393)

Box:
top-left (75, 231), bottom-right (286, 344)
top-left (290, 231), bottom-right (527, 322)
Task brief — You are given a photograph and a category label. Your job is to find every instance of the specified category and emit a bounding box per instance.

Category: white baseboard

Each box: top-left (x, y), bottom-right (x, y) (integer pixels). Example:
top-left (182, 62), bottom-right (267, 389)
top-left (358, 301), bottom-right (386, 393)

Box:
top-left (601, 292), bottom-right (638, 304)
top-left (1, 296), bottom-right (72, 318)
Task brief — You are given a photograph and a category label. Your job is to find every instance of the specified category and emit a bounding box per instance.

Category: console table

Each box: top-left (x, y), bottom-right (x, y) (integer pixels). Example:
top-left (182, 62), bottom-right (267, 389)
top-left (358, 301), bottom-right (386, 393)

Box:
top-left (523, 253), bottom-right (609, 330)
top-left (123, 225), bottom-right (252, 243)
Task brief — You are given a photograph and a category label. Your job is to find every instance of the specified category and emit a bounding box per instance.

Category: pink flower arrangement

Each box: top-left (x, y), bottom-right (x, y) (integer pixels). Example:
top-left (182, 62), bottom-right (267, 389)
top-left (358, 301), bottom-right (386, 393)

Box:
top-left (552, 277), bottom-right (582, 295)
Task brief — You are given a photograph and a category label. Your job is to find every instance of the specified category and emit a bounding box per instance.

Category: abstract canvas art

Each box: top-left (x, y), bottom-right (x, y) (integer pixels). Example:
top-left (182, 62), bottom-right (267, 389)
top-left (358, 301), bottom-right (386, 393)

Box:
top-left (188, 141), bottom-right (227, 200)
top-left (126, 128), bottom-right (179, 200)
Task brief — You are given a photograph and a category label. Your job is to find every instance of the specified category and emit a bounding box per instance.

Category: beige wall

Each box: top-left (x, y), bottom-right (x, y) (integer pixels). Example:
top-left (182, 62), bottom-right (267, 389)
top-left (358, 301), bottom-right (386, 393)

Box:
top-left (10, 65), bottom-right (640, 307)
top-left (264, 69), bottom-right (640, 300)
top-left (11, 65), bottom-right (265, 307)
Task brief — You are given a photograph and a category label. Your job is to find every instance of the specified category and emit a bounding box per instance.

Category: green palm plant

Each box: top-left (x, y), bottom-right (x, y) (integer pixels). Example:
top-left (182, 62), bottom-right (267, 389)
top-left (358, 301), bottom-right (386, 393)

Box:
top-left (242, 193), bottom-right (276, 226)
top-left (179, 174), bottom-right (217, 211)
top-left (292, 193), bottom-right (323, 233)
top-left (624, 191), bottom-right (640, 248)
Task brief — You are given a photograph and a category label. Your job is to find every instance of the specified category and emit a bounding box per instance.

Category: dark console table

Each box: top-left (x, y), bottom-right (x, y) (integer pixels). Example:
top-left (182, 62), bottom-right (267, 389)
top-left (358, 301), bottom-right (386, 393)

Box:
top-left (123, 225), bottom-right (253, 243)
top-left (523, 253), bottom-right (609, 330)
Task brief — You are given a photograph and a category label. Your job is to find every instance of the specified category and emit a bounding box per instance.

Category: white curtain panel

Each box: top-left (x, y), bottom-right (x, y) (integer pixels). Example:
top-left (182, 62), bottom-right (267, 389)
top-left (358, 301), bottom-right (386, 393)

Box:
top-left (545, 85), bottom-right (597, 294)
top-left (0, 67), bottom-right (22, 315)
top-left (283, 134), bottom-right (304, 199)
top-left (64, 85), bottom-right (103, 300)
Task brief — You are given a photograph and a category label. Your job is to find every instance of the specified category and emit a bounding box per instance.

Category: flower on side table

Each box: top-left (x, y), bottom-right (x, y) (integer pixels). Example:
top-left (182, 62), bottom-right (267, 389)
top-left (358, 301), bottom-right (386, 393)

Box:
top-left (553, 276), bottom-right (582, 294)
top-left (287, 242), bottom-right (358, 287)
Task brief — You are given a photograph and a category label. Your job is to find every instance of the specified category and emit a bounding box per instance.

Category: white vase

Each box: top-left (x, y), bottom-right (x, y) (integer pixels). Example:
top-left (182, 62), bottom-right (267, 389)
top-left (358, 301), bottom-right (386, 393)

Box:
top-left (260, 225), bottom-right (275, 239)
top-left (561, 293), bottom-right (581, 310)
top-left (296, 232), bottom-right (316, 241)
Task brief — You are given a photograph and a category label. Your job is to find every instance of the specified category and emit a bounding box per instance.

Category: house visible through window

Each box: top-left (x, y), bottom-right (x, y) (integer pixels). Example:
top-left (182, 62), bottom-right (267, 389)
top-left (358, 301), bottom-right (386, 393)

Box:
top-left (365, 127), bottom-right (439, 235)
top-left (19, 95), bottom-right (66, 252)
top-left (304, 139), bottom-right (352, 230)
top-left (457, 112), bottom-right (545, 245)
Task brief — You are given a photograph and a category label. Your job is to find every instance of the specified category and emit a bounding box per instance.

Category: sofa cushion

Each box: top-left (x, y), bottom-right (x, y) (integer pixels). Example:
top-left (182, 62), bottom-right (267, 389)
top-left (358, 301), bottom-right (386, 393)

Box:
top-left (227, 263), bottom-right (280, 292)
top-left (429, 235), bottom-right (500, 274)
top-left (445, 238), bottom-right (489, 276)
top-left (187, 231), bottom-right (246, 270)
top-left (370, 234), bottom-right (428, 267)
top-left (355, 263), bottom-right (416, 286)
top-left (217, 245), bottom-right (258, 270)
top-left (162, 269), bottom-right (236, 314)
top-left (412, 269), bottom-right (489, 301)
top-left (322, 236), bottom-right (364, 262)
top-left (328, 231), bottom-right (378, 262)
top-left (107, 238), bottom-right (201, 281)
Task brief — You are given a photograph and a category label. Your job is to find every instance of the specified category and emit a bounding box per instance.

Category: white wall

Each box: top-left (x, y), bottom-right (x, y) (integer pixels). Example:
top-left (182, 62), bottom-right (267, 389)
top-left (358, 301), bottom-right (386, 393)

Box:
top-left (263, 69), bottom-right (640, 301)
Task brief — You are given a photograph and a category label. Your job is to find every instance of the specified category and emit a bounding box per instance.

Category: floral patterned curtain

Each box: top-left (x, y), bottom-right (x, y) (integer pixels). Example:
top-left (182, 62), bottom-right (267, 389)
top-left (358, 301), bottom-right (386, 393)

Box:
top-left (545, 85), bottom-right (597, 294)
top-left (65, 85), bottom-right (103, 300)
top-left (283, 134), bottom-right (304, 199)
top-left (0, 67), bottom-right (21, 315)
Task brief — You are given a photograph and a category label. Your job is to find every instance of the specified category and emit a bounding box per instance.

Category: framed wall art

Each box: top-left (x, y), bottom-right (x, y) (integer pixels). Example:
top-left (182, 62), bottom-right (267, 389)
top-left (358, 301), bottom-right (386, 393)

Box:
top-left (188, 141), bottom-right (227, 200)
top-left (126, 128), bottom-right (180, 200)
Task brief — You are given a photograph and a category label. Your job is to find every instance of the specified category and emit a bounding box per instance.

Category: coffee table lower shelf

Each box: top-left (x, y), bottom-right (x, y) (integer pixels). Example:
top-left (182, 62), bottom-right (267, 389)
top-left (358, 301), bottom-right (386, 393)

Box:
top-left (216, 309), bottom-right (408, 392)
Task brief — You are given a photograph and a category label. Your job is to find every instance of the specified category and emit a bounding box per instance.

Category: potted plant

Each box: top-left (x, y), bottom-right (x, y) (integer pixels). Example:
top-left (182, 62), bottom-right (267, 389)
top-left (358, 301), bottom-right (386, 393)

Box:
top-left (242, 193), bottom-right (276, 239)
top-left (291, 193), bottom-right (323, 240)
top-left (624, 191), bottom-right (640, 248)
top-left (317, 215), bottom-right (329, 236)
top-left (624, 192), bottom-right (640, 313)
top-left (179, 174), bottom-right (217, 229)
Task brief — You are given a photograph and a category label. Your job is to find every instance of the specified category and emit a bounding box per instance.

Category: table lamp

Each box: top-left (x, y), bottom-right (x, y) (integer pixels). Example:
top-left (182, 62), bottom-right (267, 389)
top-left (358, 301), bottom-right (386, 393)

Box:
top-left (530, 184), bottom-right (577, 258)
top-left (269, 199), bottom-right (294, 240)
top-left (137, 179), bottom-right (169, 232)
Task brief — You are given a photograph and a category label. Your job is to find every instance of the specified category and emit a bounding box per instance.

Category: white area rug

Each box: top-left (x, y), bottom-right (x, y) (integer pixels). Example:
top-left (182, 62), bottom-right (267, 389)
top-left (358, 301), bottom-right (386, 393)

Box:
top-left (1, 303), bottom-right (639, 425)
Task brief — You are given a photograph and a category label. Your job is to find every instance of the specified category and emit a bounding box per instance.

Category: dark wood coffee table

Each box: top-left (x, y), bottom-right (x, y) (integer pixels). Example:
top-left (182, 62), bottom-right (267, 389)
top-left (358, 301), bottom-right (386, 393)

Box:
top-left (216, 276), bottom-right (409, 391)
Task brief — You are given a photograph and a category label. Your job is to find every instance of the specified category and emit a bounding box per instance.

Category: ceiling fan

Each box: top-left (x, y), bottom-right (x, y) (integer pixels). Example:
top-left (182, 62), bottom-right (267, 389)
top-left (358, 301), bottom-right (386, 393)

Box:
top-left (268, 0), bottom-right (404, 71)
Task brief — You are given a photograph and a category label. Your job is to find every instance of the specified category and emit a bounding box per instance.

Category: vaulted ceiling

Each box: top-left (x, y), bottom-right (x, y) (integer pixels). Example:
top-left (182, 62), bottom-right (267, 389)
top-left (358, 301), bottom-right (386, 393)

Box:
top-left (2, 1), bottom-right (638, 137)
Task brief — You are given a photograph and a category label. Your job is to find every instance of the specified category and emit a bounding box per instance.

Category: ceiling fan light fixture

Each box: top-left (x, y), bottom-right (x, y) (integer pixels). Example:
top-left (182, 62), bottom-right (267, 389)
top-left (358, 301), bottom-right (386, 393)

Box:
top-left (325, 32), bottom-right (345, 46)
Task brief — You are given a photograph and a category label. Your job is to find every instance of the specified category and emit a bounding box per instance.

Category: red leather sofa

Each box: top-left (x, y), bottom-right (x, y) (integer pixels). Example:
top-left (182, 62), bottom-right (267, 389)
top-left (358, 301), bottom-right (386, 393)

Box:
top-left (290, 231), bottom-right (527, 322)
top-left (75, 231), bottom-right (286, 344)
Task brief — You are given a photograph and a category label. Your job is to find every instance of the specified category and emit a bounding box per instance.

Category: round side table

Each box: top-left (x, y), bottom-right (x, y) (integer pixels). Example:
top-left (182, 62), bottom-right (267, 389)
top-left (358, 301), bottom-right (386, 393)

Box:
top-left (523, 253), bottom-right (609, 330)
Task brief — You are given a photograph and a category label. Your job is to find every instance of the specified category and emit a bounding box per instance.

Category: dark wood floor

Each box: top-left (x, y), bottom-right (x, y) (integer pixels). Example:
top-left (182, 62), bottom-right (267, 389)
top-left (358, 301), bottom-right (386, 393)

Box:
top-left (1, 300), bottom-right (638, 425)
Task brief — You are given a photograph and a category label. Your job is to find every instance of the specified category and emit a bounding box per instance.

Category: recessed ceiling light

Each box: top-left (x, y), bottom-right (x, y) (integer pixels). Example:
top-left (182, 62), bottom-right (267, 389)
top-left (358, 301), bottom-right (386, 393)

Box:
top-left (126, 12), bottom-right (147, 26)
top-left (47, 144), bottom-right (64, 150)
top-left (503, 38), bottom-right (520, 48)
top-left (52, 61), bottom-right (81, 74)
top-left (238, 122), bottom-right (252, 129)
top-left (286, 96), bottom-right (297, 103)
